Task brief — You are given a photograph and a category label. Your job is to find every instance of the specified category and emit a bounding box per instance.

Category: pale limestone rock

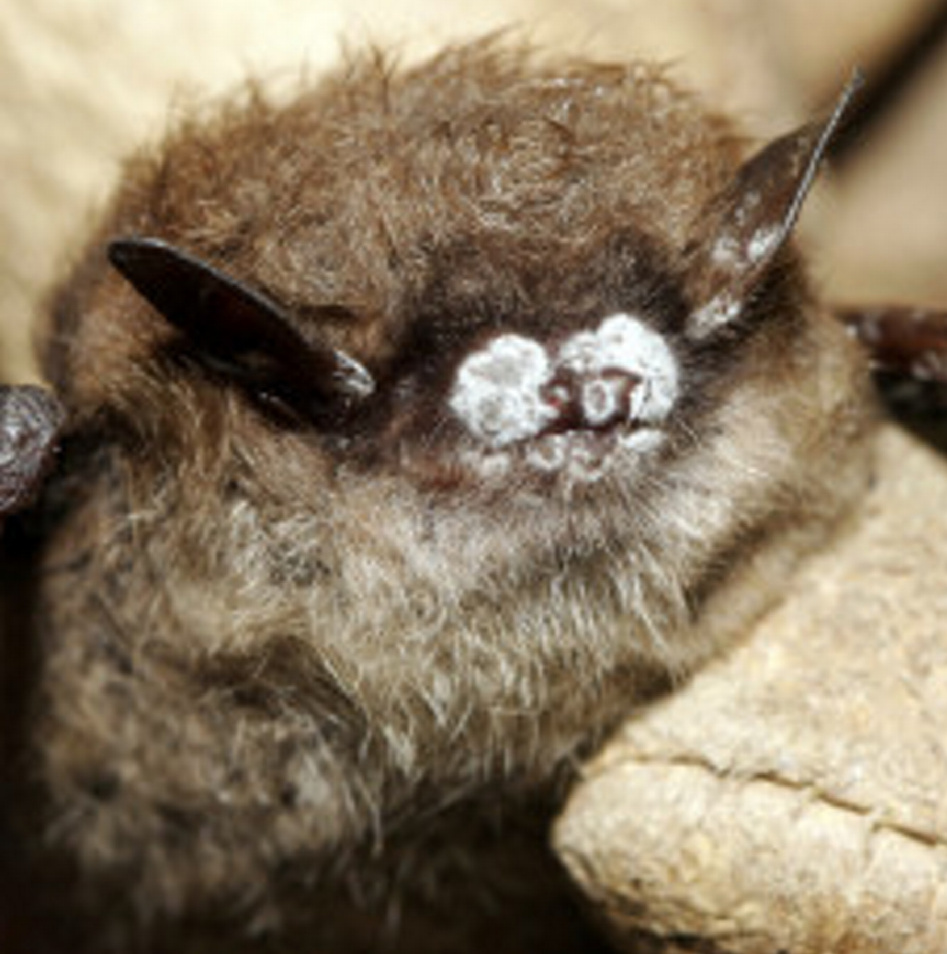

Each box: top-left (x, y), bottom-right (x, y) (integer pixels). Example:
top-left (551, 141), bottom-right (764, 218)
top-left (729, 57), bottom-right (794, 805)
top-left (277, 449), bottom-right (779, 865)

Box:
top-left (556, 424), bottom-right (947, 954)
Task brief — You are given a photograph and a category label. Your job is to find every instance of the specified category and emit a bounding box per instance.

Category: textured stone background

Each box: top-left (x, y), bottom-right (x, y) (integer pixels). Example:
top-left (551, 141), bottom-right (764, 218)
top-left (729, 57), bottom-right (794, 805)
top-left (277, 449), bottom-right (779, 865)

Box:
top-left (555, 423), bottom-right (947, 954)
top-left (2, 0), bottom-right (946, 381)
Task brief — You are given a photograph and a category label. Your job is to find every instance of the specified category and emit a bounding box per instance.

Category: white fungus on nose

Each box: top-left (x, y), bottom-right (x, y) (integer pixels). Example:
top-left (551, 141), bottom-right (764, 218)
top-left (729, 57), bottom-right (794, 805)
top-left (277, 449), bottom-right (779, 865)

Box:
top-left (525, 433), bottom-right (569, 472)
top-left (449, 313), bottom-right (679, 459)
top-left (448, 335), bottom-right (556, 447)
top-left (558, 313), bottom-right (679, 423)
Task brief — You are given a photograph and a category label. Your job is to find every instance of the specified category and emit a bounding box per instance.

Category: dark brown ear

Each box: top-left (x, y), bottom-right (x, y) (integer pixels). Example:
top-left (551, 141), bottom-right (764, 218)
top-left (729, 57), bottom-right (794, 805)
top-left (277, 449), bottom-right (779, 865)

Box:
top-left (108, 237), bottom-right (374, 420)
top-left (0, 385), bottom-right (65, 523)
top-left (685, 74), bottom-right (862, 341)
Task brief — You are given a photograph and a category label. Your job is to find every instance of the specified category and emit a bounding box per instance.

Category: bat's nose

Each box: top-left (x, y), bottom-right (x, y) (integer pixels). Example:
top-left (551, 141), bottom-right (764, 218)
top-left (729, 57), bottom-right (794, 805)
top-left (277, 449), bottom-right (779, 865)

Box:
top-left (448, 312), bottom-right (678, 451)
top-left (540, 369), bottom-right (640, 434)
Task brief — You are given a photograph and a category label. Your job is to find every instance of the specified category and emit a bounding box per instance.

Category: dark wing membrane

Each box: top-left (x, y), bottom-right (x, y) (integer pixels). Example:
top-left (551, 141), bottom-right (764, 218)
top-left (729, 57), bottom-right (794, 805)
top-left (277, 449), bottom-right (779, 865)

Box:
top-left (0, 386), bottom-right (65, 524)
top-left (839, 306), bottom-right (947, 381)
top-left (839, 306), bottom-right (947, 419)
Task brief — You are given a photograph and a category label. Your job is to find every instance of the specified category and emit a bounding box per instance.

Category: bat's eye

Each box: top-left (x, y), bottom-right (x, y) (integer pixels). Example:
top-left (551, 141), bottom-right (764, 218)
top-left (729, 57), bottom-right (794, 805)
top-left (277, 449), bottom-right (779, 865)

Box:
top-left (108, 237), bottom-right (374, 424)
top-left (449, 313), bottom-right (678, 482)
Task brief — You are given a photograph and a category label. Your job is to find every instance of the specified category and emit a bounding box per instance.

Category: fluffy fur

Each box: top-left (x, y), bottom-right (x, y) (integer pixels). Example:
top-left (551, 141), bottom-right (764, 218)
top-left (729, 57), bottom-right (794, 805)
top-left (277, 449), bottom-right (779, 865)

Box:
top-left (3, 40), bottom-right (875, 952)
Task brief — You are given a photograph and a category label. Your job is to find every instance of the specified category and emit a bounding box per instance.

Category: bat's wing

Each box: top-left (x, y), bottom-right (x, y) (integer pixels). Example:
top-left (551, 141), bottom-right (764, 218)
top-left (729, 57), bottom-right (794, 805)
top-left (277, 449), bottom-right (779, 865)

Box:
top-left (838, 306), bottom-right (947, 416)
top-left (0, 385), bottom-right (65, 528)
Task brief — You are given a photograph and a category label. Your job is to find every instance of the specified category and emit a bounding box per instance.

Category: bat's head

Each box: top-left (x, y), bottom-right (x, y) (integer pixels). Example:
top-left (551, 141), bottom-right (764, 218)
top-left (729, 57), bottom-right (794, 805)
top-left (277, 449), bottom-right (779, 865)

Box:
top-left (43, 45), bottom-right (873, 680)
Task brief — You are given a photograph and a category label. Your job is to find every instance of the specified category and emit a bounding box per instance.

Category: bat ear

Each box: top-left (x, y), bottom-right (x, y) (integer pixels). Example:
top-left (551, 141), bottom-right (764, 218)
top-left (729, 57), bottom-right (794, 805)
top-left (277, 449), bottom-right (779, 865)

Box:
top-left (0, 385), bottom-right (65, 524)
top-left (108, 237), bottom-right (374, 420)
top-left (684, 74), bottom-right (862, 341)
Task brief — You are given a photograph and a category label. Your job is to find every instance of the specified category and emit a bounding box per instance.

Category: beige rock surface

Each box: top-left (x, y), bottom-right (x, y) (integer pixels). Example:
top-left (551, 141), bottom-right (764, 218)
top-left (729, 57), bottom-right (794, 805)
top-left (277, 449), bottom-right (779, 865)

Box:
top-left (555, 423), bottom-right (947, 954)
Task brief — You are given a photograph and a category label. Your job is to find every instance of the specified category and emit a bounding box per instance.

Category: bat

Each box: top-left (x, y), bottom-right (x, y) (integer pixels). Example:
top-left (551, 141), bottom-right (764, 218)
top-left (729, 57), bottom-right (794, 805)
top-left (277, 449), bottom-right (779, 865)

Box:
top-left (0, 40), bottom-right (942, 953)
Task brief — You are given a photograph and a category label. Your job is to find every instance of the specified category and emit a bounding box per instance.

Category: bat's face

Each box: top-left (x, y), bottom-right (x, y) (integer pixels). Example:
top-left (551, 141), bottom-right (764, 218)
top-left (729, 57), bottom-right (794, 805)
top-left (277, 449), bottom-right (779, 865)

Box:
top-left (330, 224), bottom-right (691, 502)
top-left (44, 46), bottom-right (872, 678)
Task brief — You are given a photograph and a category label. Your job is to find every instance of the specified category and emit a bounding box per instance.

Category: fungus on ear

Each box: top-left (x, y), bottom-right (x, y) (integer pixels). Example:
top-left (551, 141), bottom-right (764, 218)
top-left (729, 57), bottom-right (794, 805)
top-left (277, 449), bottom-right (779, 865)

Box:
top-left (0, 385), bottom-right (65, 523)
top-left (108, 237), bottom-right (375, 422)
top-left (685, 73), bottom-right (863, 341)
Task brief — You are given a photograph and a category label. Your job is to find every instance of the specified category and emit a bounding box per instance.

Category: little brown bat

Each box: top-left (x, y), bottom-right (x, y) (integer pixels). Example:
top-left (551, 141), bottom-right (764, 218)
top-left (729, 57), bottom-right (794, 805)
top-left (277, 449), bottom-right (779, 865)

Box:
top-left (1, 39), bottom-right (944, 954)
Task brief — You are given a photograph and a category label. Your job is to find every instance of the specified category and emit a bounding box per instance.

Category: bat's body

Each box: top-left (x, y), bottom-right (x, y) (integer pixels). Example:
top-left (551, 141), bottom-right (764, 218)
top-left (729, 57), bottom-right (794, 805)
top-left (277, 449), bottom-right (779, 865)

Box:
top-left (1, 42), bottom-right (878, 951)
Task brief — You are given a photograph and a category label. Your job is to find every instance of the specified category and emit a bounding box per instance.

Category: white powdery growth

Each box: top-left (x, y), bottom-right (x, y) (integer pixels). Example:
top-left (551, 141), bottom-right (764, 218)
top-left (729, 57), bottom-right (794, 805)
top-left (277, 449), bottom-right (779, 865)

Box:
top-left (526, 434), bottom-right (569, 472)
top-left (450, 313), bottom-right (679, 481)
top-left (558, 313), bottom-right (679, 423)
top-left (449, 335), bottom-right (556, 448)
top-left (689, 294), bottom-right (742, 340)
top-left (747, 225), bottom-right (782, 264)
top-left (460, 448), bottom-right (512, 478)
top-left (581, 377), bottom-right (626, 426)
top-left (618, 429), bottom-right (665, 455)
top-left (692, 224), bottom-right (783, 339)
top-left (709, 234), bottom-right (744, 269)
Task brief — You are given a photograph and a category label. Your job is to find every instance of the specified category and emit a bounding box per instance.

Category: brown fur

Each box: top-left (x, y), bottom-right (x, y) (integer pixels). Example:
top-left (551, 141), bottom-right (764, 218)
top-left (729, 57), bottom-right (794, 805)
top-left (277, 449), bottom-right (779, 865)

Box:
top-left (2, 40), bottom-right (875, 952)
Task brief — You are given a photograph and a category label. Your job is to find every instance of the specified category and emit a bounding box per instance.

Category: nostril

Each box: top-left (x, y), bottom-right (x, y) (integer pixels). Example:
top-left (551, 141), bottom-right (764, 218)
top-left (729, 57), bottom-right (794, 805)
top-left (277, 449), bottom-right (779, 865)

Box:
top-left (540, 369), bottom-right (640, 433)
top-left (580, 371), bottom-right (639, 427)
top-left (541, 380), bottom-right (572, 416)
